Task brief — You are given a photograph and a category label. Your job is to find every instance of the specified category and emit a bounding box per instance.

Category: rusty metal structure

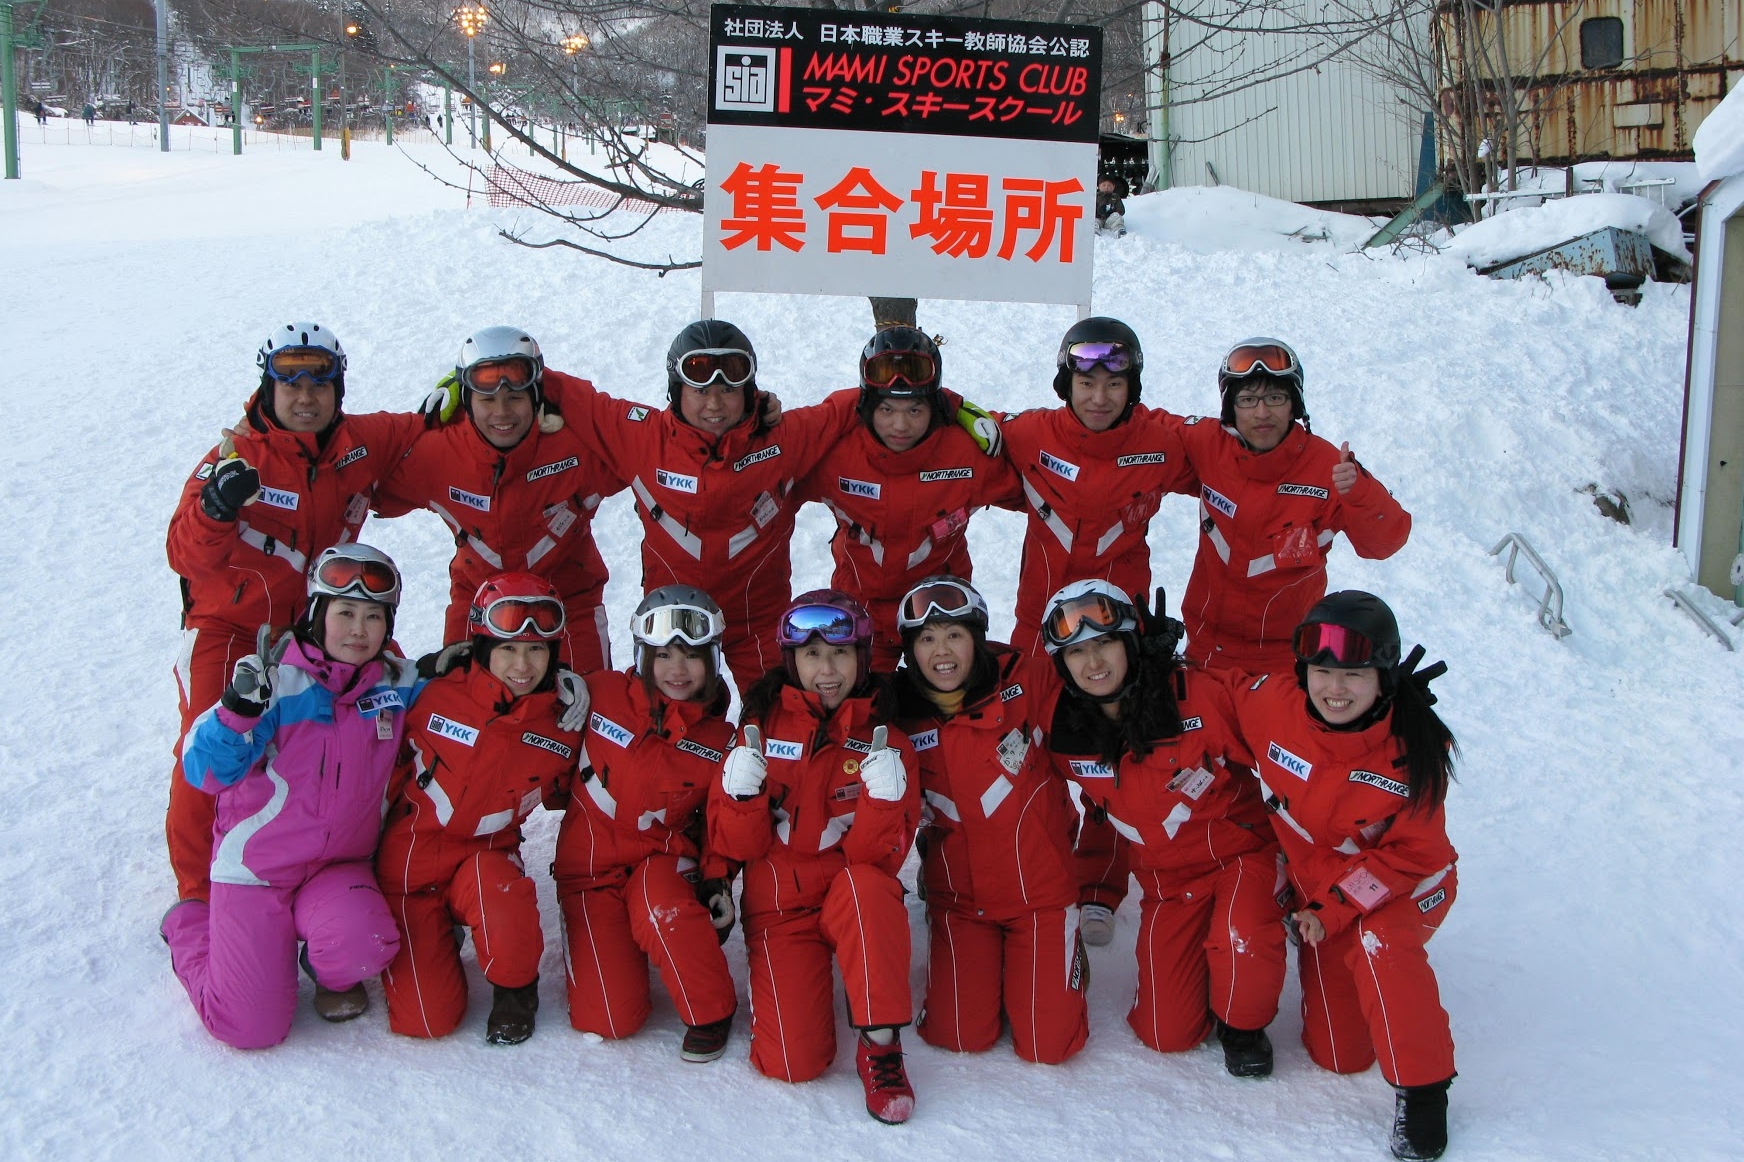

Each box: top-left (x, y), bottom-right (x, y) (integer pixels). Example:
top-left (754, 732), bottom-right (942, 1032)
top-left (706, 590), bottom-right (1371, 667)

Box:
top-left (1436, 0), bottom-right (1742, 181)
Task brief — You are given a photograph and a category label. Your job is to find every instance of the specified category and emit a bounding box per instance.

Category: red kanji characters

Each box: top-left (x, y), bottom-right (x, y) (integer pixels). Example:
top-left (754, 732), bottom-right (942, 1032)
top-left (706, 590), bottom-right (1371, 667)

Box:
top-left (998, 177), bottom-right (1084, 263)
top-left (718, 161), bottom-right (807, 253)
top-left (909, 171), bottom-right (994, 258)
top-left (814, 167), bottom-right (904, 254)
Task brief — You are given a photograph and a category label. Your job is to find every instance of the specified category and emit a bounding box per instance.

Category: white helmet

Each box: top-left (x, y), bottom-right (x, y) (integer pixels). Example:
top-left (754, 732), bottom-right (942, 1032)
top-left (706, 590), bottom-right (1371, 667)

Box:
top-left (1040, 579), bottom-right (1138, 656)
top-left (257, 321), bottom-right (346, 379)
top-left (631, 584), bottom-right (725, 677)
top-left (457, 325), bottom-right (544, 403)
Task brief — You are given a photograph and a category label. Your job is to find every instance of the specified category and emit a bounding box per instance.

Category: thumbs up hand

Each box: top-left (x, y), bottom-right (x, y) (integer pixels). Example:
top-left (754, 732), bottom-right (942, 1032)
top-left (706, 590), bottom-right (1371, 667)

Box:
top-left (858, 725), bottom-right (907, 803)
top-left (1331, 441), bottom-right (1358, 495)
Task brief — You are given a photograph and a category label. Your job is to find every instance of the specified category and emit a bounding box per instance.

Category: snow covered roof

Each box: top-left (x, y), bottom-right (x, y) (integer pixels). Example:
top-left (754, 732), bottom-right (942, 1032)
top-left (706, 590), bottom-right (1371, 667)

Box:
top-left (1694, 84), bottom-right (1744, 183)
top-left (1442, 192), bottom-right (1691, 268)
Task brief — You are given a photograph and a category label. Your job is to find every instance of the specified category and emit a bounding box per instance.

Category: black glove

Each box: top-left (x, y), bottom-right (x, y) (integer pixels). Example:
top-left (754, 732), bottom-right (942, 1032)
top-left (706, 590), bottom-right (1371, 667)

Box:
top-left (221, 626), bottom-right (280, 716)
top-left (1394, 645), bottom-right (1447, 706)
top-left (199, 458), bottom-right (261, 522)
top-left (697, 878), bottom-right (736, 945)
top-left (1133, 587), bottom-right (1185, 660)
top-left (415, 642), bottom-right (473, 680)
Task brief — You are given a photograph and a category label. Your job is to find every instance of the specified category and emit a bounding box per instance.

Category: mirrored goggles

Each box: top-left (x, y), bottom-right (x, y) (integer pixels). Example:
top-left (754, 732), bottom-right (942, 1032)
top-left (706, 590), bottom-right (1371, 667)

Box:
top-left (898, 580), bottom-right (979, 630)
top-left (462, 356), bottom-right (538, 396)
top-left (1291, 622), bottom-right (1375, 667)
top-left (677, 349), bottom-right (755, 389)
top-left (478, 595), bottom-right (565, 639)
top-left (1222, 343), bottom-right (1299, 381)
top-left (266, 347), bottom-right (343, 385)
top-left (635, 604), bottom-right (724, 648)
top-left (315, 554), bottom-right (400, 602)
top-left (1042, 592), bottom-right (1129, 648)
top-left (1063, 341), bottom-right (1135, 374)
top-left (777, 603), bottom-right (861, 648)
top-left (863, 350), bottom-right (936, 390)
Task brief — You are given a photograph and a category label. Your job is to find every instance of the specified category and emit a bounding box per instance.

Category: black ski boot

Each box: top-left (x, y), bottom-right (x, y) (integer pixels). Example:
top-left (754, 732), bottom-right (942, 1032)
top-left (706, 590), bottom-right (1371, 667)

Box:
top-left (299, 944), bottom-right (368, 1022)
top-left (486, 977), bottom-right (540, 1045)
top-left (1390, 1078), bottom-right (1452, 1160)
top-left (1214, 1018), bottom-right (1273, 1078)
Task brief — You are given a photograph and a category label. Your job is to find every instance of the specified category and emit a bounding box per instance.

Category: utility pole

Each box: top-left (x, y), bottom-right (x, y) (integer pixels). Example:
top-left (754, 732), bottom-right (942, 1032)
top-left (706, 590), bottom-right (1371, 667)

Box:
top-left (2, 2), bottom-right (19, 179)
top-left (456, 5), bottom-right (486, 150)
top-left (154, 0), bottom-right (170, 151)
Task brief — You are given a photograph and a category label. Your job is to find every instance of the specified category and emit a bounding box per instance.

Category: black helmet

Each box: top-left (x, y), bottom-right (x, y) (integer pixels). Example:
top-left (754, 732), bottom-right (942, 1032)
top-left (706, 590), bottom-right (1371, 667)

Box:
top-left (1292, 590), bottom-right (1402, 709)
top-left (857, 326), bottom-right (945, 433)
top-left (1053, 316), bottom-right (1144, 415)
top-left (1217, 337), bottom-right (1306, 427)
top-left (665, 319), bottom-right (758, 416)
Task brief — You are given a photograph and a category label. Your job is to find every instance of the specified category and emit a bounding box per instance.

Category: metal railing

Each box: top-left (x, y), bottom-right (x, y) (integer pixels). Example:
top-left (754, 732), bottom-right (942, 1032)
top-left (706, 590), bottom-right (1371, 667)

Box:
top-left (1488, 533), bottom-right (1572, 638)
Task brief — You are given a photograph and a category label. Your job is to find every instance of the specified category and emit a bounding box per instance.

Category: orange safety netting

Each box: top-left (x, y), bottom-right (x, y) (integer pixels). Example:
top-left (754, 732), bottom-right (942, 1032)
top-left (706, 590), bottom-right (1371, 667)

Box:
top-left (485, 163), bottom-right (668, 213)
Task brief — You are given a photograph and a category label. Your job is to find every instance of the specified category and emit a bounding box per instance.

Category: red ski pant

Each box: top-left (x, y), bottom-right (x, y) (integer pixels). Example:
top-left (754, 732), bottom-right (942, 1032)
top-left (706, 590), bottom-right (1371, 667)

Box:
top-left (719, 620), bottom-right (782, 697)
top-left (917, 905), bottom-right (1088, 1064)
top-left (743, 864), bottom-right (912, 1083)
top-left (1297, 868), bottom-right (1457, 1086)
top-left (556, 855), bottom-right (736, 1038)
top-left (1075, 809), bottom-right (1133, 912)
top-left (381, 849), bottom-right (543, 1039)
top-left (1128, 854), bottom-right (1288, 1052)
top-left (161, 860), bottom-right (399, 1050)
top-left (443, 591), bottom-right (611, 674)
top-left (168, 627), bottom-right (250, 901)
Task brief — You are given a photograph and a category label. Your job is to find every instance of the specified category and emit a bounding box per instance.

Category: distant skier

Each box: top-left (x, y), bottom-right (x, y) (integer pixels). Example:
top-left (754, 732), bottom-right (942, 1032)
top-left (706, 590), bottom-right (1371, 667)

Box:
top-left (1096, 175), bottom-right (1127, 236)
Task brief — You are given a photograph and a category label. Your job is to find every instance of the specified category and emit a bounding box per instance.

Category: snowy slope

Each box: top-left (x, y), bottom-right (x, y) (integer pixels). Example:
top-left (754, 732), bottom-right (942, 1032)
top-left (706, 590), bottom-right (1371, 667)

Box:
top-left (3, 129), bottom-right (1741, 1162)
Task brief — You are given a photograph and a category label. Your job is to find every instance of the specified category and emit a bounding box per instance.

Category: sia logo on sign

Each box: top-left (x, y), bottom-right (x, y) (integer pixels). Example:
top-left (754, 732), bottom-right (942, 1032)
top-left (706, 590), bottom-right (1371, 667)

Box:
top-left (718, 47), bottom-right (778, 111)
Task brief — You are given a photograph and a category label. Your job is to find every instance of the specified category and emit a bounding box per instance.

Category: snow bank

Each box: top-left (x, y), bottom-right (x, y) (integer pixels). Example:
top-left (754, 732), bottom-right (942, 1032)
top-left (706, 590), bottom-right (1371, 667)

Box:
top-left (1694, 83), bottom-right (1744, 182)
top-left (1122, 185), bottom-right (1379, 253)
top-left (1442, 192), bottom-right (1691, 268)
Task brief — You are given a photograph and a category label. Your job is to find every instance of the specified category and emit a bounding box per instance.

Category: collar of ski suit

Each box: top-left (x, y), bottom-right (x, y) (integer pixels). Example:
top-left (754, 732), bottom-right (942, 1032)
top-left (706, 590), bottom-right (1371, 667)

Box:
top-left (1222, 422), bottom-right (1311, 483)
top-left (284, 636), bottom-right (385, 703)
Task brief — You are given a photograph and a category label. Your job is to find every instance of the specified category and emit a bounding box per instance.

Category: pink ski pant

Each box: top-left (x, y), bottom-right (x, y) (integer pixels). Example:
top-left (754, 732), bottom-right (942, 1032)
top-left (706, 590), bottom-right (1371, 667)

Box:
top-left (162, 860), bottom-right (400, 1049)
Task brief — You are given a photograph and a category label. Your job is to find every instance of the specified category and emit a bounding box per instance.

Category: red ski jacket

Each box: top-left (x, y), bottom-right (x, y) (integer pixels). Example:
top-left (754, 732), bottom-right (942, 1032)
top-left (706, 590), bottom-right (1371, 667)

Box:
top-left (376, 662), bottom-right (579, 894)
top-left (1229, 673), bottom-right (1456, 939)
top-left (795, 416), bottom-right (1021, 610)
top-left (1178, 420), bottom-right (1411, 673)
top-left (999, 404), bottom-right (1195, 641)
top-left (708, 684), bottom-right (919, 915)
top-left (372, 412), bottom-right (625, 636)
top-left (552, 669), bottom-right (738, 888)
top-left (896, 648), bottom-right (1078, 921)
top-left (544, 370), bottom-right (858, 627)
top-left (1047, 665), bottom-right (1276, 884)
top-left (167, 396), bottom-right (423, 635)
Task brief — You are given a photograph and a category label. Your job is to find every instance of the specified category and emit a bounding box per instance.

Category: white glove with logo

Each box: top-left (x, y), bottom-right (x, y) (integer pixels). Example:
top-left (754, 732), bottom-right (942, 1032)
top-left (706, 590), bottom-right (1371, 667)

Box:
top-left (721, 725), bottom-right (768, 800)
top-left (554, 668), bottom-right (590, 733)
top-left (858, 725), bottom-right (907, 802)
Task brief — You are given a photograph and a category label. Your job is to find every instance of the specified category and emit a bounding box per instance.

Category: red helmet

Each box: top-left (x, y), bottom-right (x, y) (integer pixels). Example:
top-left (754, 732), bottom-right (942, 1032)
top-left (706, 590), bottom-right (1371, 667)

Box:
top-left (469, 572), bottom-right (566, 642)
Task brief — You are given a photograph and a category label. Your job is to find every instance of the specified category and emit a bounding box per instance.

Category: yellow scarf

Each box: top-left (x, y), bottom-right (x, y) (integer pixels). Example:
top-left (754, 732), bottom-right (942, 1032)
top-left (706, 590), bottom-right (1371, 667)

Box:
top-left (925, 686), bottom-right (966, 718)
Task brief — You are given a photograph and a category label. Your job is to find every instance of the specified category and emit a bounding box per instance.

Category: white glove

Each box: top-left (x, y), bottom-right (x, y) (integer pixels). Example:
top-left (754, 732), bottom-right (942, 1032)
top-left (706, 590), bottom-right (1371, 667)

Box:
top-left (721, 725), bottom-right (768, 799)
top-left (858, 725), bottom-right (907, 802)
top-left (554, 668), bottom-right (590, 733)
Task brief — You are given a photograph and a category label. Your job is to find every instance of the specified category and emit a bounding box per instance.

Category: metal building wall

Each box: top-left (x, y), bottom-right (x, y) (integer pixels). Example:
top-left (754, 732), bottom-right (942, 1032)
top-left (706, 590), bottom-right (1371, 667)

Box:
top-left (1162, 0), bottom-right (1427, 205)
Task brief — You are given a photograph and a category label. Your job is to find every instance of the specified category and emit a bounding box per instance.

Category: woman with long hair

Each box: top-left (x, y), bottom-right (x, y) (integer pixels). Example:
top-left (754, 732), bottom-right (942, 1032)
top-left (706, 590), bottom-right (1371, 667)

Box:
top-left (1229, 590), bottom-right (1458, 1161)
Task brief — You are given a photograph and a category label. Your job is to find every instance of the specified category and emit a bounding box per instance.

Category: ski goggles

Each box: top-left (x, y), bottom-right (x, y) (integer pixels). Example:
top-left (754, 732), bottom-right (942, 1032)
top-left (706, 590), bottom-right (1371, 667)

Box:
top-left (862, 349), bottom-right (936, 390)
top-left (461, 356), bottom-right (538, 396)
top-left (1221, 342), bottom-right (1299, 382)
top-left (1062, 341), bottom-right (1136, 375)
top-left (313, 553), bottom-right (400, 604)
top-left (265, 347), bottom-right (343, 385)
top-left (777, 603), bottom-right (863, 648)
top-left (676, 349), bottom-right (756, 389)
top-left (897, 579), bottom-right (981, 631)
top-left (477, 594), bottom-right (566, 639)
top-left (1042, 592), bottom-right (1132, 650)
top-left (635, 604), bottom-right (724, 648)
top-left (1291, 621), bottom-right (1376, 667)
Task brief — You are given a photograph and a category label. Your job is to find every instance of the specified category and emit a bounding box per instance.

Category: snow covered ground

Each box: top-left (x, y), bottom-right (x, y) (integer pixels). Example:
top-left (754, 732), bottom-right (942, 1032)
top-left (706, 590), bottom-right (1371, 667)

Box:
top-left (3, 127), bottom-right (1741, 1161)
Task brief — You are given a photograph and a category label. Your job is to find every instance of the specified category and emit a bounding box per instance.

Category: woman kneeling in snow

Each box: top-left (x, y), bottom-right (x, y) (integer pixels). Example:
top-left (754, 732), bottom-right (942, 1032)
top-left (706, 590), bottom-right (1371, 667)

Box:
top-left (376, 573), bottom-right (584, 1045)
top-left (161, 545), bottom-right (419, 1049)
top-left (1228, 590), bottom-right (1459, 1162)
